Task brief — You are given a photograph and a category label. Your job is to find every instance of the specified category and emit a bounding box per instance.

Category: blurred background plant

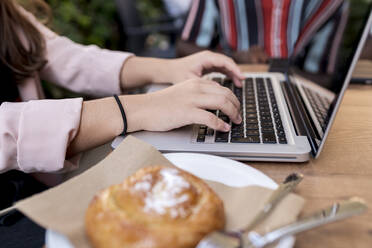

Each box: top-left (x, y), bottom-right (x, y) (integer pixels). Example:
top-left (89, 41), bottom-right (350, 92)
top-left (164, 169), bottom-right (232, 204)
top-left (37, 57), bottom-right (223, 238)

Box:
top-left (46, 0), bottom-right (165, 49)
top-left (38, 0), bottom-right (168, 98)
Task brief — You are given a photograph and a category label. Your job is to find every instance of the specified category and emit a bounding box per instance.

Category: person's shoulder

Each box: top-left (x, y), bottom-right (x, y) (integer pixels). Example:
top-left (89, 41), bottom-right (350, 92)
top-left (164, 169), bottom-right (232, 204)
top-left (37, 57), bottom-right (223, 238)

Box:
top-left (16, 5), bottom-right (57, 40)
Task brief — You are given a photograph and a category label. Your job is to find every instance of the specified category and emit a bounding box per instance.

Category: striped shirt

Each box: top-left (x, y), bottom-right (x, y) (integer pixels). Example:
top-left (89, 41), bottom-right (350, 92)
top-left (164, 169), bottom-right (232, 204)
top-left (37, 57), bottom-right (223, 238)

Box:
top-left (181, 0), bottom-right (346, 60)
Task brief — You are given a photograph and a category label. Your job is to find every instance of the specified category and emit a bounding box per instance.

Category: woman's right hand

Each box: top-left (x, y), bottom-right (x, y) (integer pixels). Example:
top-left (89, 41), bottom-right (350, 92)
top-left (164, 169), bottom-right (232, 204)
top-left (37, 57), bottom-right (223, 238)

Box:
top-left (121, 78), bottom-right (242, 133)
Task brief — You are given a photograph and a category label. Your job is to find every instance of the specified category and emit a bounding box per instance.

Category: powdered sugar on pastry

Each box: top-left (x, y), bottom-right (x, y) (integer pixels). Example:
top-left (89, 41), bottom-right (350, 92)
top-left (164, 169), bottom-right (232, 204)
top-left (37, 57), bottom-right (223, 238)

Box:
top-left (133, 168), bottom-right (191, 218)
top-left (133, 174), bottom-right (152, 191)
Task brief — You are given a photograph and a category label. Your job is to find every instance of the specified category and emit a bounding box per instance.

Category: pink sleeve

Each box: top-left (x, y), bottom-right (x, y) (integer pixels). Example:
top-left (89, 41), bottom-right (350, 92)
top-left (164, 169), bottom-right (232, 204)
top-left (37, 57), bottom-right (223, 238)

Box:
top-left (0, 98), bottom-right (83, 173)
top-left (20, 8), bottom-right (134, 97)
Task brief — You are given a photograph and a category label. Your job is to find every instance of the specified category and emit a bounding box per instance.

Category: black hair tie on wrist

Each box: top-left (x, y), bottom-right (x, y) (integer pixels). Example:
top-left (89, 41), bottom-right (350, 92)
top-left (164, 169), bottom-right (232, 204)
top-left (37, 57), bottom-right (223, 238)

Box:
top-left (113, 94), bottom-right (128, 136)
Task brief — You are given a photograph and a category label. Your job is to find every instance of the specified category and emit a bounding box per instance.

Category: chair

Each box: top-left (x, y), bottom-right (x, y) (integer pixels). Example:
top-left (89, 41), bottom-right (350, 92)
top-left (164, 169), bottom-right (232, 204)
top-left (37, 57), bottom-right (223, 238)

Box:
top-left (114, 0), bottom-right (185, 58)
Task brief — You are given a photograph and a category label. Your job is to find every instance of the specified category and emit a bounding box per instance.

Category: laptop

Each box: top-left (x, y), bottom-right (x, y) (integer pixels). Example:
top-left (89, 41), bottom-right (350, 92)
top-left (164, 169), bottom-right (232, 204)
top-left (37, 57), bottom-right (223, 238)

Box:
top-left (113, 1), bottom-right (372, 162)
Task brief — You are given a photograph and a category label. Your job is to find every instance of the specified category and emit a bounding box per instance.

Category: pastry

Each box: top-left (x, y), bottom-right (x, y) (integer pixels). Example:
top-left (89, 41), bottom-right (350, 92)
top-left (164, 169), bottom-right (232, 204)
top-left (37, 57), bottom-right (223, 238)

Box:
top-left (85, 165), bottom-right (225, 248)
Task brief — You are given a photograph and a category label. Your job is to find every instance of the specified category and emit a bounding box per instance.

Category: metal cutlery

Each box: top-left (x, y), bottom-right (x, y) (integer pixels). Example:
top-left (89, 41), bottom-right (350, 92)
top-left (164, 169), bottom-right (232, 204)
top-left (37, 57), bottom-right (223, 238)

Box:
top-left (242, 197), bottom-right (367, 248)
top-left (196, 173), bottom-right (303, 248)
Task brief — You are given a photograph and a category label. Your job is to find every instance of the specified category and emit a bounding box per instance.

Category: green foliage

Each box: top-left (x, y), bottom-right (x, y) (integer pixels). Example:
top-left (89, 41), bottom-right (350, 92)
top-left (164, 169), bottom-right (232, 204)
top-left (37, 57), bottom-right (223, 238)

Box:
top-left (135, 0), bottom-right (164, 24)
top-left (41, 0), bottom-right (122, 98)
top-left (46, 0), bottom-right (120, 49)
top-left (41, 0), bottom-right (166, 98)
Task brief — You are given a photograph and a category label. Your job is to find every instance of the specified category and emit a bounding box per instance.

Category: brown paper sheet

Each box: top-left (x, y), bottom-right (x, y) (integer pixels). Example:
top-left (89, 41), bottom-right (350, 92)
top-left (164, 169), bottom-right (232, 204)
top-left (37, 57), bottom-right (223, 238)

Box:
top-left (14, 136), bottom-right (304, 247)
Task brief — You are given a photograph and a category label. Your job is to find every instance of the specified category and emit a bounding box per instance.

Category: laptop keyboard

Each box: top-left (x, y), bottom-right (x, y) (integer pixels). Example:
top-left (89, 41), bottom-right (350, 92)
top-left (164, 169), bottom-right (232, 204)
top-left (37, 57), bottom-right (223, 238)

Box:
top-left (302, 87), bottom-right (331, 131)
top-left (195, 77), bottom-right (287, 144)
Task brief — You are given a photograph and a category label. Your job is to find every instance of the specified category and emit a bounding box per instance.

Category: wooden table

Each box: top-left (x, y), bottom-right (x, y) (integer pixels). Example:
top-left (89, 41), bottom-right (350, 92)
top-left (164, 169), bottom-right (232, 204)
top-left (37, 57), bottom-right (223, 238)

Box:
top-left (241, 64), bottom-right (372, 248)
top-left (78, 63), bottom-right (372, 248)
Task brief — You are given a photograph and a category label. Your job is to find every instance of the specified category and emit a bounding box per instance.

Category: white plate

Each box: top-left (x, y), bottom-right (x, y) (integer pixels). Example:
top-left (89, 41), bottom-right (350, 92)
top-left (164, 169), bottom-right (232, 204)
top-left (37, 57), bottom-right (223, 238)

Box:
top-left (46, 153), bottom-right (295, 248)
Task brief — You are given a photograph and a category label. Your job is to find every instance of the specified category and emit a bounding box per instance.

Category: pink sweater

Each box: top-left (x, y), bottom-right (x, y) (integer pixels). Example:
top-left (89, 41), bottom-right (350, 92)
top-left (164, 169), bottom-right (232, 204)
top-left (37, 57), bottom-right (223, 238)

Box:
top-left (0, 8), bottom-right (132, 173)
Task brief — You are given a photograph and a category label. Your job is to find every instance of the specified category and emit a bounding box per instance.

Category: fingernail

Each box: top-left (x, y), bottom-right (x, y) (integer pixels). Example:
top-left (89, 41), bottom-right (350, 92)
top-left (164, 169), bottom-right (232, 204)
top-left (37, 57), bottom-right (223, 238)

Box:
top-left (238, 115), bottom-right (242, 123)
top-left (224, 123), bottom-right (231, 131)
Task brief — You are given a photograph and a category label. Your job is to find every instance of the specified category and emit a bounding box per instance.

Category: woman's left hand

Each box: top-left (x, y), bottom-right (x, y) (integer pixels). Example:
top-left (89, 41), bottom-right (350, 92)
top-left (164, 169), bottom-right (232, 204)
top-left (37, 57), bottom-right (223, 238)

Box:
top-left (166, 51), bottom-right (245, 87)
top-left (121, 51), bottom-right (245, 89)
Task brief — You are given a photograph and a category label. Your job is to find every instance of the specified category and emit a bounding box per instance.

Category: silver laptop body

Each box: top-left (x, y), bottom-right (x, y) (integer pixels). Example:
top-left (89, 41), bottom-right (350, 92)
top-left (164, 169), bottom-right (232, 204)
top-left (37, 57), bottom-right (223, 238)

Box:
top-left (113, 2), bottom-right (372, 162)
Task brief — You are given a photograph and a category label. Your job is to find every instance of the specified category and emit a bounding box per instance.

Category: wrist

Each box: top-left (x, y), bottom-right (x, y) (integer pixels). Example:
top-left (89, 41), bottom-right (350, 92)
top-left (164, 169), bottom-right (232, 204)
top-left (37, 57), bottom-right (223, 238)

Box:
top-left (118, 94), bottom-right (146, 133)
top-left (141, 57), bottom-right (174, 84)
top-left (121, 57), bottom-right (172, 89)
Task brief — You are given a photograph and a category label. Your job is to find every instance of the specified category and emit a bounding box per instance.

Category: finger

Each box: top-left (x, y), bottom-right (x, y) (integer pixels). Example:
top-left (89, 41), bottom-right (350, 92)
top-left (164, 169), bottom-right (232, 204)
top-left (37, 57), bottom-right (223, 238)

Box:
top-left (192, 109), bottom-right (231, 132)
top-left (232, 76), bottom-right (244, 88)
top-left (194, 93), bottom-right (242, 124)
top-left (203, 66), bottom-right (244, 88)
top-left (201, 52), bottom-right (245, 86)
top-left (197, 80), bottom-right (240, 110)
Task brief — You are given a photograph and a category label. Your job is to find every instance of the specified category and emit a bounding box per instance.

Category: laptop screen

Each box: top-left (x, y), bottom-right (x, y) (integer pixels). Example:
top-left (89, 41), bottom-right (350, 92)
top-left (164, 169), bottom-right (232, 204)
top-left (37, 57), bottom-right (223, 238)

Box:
top-left (288, 0), bottom-right (372, 157)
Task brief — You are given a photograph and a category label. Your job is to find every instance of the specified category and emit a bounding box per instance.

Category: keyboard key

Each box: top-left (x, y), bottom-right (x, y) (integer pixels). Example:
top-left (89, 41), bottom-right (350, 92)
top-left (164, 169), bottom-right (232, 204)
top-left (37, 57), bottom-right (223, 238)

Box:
top-left (246, 113), bottom-right (257, 119)
top-left (276, 121), bottom-right (283, 128)
top-left (261, 127), bottom-right (274, 133)
top-left (246, 124), bottom-right (259, 130)
top-left (260, 112), bottom-right (271, 118)
top-left (259, 106), bottom-right (270, 111)
top-left (196, 76), bottom-right (288, 146)
top-left (232, 122), bottom-right (244, 129)
top-left (197, 135), bottom-right (205, 142)
top-left (278, 136), bottom-right (287, 144)
top-left (260, 116), bottom-right (272, 122)
top-left (206, 128), bottom-right (214, 136)
top-left (246, 118), bottom-right (258, 124)
top-left (198, 128), bottom-right (206, 135)
top-left (262, 134), bottom-right (277, 143)
top-left (231, 136), bottom-right (260, 143)
top-left (277, 129), bottom-right (285, 136)
top-left (247, 130), bottom-right (259, 136)
top-left (215, 131), bottom-right (229, 142)
top-left (256, 78), bottom-right (264, 84)
top-left (231, 130), bottom-right (244, 137)
top-left (261, 122), bottom-right (273, 128)
top-left (245, 78), bottom-right (253, 84)
top-left (246, 108), bottom-right (257, 113)
top-left (231, 131), bottom-right (244, 138)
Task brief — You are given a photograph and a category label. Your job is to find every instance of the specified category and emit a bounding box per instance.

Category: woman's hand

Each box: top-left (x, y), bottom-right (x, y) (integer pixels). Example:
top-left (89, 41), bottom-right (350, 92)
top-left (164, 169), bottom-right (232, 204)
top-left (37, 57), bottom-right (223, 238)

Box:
top-left (164, 51), bottom-right (245, 87)
top-left (121, 78), bottom-right (242, 132)
top-left (68, 78), bottom-right (241, 157)
top-left (120, 51), bottom-right (245, 90)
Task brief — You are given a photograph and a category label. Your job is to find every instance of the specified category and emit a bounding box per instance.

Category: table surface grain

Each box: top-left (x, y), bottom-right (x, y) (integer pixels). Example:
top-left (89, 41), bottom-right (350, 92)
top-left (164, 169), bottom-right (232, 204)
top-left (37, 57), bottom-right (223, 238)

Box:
top-left (78, 63), bottom-right (372, 248)
top-left (240, 64), bottom-right (372, 248)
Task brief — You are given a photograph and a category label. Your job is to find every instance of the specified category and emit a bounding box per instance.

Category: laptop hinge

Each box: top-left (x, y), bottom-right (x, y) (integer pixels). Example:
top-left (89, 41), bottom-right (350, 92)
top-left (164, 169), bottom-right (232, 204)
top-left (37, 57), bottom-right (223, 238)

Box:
top-left (281, 74), bottom-right (319, 157)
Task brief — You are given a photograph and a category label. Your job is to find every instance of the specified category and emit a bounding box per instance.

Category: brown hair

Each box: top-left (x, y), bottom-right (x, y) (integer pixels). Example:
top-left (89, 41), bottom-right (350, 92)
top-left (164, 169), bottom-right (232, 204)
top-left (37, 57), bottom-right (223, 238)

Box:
top-left (0, 0), bottom-right (50, 84)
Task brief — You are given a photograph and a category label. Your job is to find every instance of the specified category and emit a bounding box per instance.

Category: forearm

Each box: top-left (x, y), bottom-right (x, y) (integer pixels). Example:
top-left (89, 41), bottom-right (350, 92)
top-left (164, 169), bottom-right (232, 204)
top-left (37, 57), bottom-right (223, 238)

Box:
top-left (68, 50), bottom-right (245, 157)
top-left (120, 56), bottom-right (174, 89)
top-left (66, 97), bottom-right (122, 157)
top-left (66, 94), bottom-right (150, 157)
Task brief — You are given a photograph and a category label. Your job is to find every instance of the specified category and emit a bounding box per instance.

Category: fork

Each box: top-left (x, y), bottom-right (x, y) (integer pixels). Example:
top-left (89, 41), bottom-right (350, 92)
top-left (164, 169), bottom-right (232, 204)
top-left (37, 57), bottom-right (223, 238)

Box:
top-left (242, 197), bottom-right (367, 248)
top-left (196, 173), bottom-right (303, 248)
top-left (197, 197), bottom-right (367, 248)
